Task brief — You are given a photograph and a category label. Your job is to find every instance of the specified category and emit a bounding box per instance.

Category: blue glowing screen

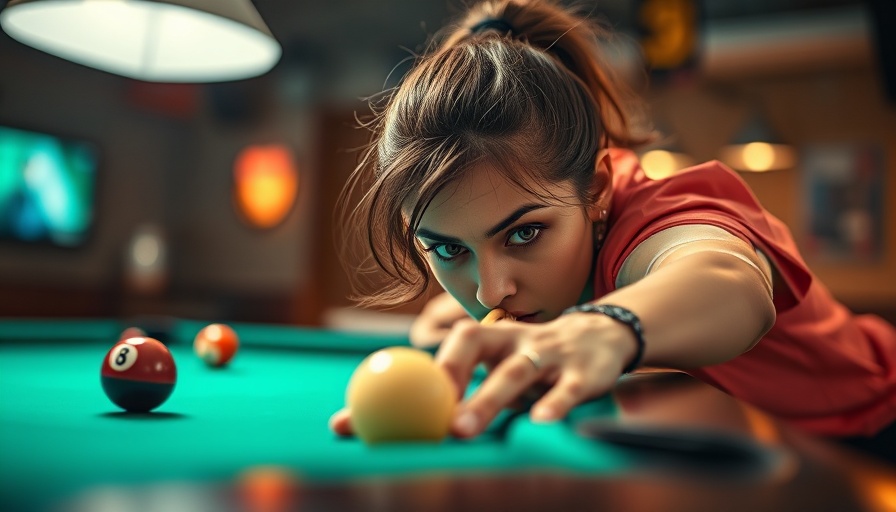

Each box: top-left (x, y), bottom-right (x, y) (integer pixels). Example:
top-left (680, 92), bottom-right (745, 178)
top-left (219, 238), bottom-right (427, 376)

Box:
top-left (0, 126), bottom-right (98, 247)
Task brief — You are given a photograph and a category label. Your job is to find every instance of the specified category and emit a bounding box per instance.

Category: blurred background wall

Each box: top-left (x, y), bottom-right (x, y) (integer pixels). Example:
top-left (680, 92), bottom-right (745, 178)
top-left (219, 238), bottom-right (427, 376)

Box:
top-left (0, 0), bottom-right (893, 326)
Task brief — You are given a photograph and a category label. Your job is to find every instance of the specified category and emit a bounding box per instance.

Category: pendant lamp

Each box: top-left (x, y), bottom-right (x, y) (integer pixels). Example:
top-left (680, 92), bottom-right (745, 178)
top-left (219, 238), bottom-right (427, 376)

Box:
top-left (0, 0), bottom-right (281, 82)
top-left (638, 122), bottom-right (696, 180)
top-left (718, 109), bottom-right (797, 172)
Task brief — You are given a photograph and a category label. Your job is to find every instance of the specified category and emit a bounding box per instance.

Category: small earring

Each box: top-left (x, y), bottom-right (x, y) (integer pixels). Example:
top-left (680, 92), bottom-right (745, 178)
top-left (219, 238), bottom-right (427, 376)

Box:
top-left (595, 218), bottom-right (607, 243)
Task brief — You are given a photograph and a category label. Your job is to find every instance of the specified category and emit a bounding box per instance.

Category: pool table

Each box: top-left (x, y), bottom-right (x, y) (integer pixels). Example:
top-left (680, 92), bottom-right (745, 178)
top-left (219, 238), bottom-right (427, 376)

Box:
top-left (1, 317), bottom-right (894, 512)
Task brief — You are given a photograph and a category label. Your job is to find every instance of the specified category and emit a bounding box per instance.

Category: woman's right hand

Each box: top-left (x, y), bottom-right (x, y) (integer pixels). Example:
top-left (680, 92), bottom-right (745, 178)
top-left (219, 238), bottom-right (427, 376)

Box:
top-left (409, 292), bottom-right (470, 347)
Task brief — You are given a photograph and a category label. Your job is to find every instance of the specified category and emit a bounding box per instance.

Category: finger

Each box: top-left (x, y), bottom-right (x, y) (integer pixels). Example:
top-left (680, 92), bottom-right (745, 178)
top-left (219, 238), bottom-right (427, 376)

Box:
top-left (530, 364), bottom-right (616, 423)
top-left (410, 292), bottom-right (469, 347)
top-left (409, 322), bottom-right (450, 347)
top-left (452, 351), bottom-right (543, 438)
top-left (435, 319), bottom-right (494, 400)
top-left (328, 407), bottom-right (353, 436)
top-left (505, 382), bottom-right (548, 411)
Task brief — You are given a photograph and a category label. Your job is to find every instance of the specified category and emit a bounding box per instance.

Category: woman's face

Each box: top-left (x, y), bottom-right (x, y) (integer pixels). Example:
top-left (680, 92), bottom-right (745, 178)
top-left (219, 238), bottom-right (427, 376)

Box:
top-left (415, 164), bottom-right (599, 323)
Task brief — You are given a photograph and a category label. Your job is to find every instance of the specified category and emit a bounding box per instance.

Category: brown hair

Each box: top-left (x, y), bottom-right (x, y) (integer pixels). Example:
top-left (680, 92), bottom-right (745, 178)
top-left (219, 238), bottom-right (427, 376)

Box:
top-left (338, 0), bottom-right (650, 308)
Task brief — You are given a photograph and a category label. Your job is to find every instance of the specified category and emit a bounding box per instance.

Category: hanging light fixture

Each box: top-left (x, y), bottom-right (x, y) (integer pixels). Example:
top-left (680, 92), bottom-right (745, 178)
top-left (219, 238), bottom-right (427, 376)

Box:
top-left (638, 122), bottom-right (696, 180)
top-left (0, 0), bottom-right (281, 82)
top-left (718, 108), bottom-right (797, 172)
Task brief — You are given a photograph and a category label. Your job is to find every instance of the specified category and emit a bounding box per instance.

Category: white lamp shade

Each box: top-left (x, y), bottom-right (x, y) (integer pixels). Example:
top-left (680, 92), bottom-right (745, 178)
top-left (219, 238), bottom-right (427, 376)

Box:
top-left (0, 0), bottom-right (282, 82)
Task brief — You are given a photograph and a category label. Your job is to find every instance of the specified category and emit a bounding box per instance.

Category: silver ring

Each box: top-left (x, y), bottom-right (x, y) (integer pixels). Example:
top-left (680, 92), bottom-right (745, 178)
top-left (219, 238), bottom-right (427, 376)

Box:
top-left (520, 349), bottom-right (542, 371)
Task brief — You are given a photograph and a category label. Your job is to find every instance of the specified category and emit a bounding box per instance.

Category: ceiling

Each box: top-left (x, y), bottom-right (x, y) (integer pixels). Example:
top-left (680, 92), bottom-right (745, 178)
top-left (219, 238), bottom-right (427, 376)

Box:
top-left (253, 0), bottom-right (864, 45)
top-left (0, 0), bottom-right (873, 104)
top-left (249, 0), bottom-right (868, 99)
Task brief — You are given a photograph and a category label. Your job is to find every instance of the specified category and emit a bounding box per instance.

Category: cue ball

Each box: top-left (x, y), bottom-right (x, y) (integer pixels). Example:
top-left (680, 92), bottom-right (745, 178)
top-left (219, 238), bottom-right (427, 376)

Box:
top-left (101, 337), bottom-right (176, 412)
top-left (347, 346), bottom-right (457, 444)
top-left (194, 323), bottom-right (239, 367)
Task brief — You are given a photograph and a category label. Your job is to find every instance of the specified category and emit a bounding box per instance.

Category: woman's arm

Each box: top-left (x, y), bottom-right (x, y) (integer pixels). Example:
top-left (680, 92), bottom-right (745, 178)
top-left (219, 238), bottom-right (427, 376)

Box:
top-left (599, 228), bottom-right (776, 369)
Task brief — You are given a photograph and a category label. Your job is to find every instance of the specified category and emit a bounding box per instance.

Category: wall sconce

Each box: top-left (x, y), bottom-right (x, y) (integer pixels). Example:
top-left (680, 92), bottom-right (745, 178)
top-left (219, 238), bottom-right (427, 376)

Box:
top-left (124, 223), bottom-right (168, 295)
top-left (0, 0), bottom-right (281, 82)
top-left (233, 144), bottom-right (299, 229)
top-left (718, 108), bottom-right (797, 172)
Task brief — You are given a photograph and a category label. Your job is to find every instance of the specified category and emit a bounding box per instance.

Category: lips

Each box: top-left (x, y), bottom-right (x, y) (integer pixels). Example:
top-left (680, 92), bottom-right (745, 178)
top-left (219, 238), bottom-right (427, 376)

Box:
top-left (512, 312), bottom-right (539, 323)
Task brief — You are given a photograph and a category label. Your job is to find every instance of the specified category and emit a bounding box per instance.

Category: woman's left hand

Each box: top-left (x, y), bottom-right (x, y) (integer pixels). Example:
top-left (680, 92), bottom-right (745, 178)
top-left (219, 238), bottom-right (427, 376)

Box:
top-left (437, 312), bottom-right (638, 438)
top-left (409, 292), bottom-right (470, 348)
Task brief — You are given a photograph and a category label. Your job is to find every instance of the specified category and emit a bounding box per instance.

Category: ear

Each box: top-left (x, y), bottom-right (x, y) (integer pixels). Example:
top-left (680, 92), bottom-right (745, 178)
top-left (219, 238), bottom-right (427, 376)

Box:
top-left (586, 149), bottom-right (613, 222)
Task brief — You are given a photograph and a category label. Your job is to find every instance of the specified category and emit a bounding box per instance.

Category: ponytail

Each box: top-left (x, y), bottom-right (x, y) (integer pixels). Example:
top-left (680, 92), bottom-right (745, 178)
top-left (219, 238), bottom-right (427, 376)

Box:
top-left (439, 0), bottom-right (649, 147)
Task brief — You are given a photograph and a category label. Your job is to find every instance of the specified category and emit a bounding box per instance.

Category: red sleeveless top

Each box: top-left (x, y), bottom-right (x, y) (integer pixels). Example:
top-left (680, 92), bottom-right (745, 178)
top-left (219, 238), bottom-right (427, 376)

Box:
top-left (595, 149), bottom-right (896, 437)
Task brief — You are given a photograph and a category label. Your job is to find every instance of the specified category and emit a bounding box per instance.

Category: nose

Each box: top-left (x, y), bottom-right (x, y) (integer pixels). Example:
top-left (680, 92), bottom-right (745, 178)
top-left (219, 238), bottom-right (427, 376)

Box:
top-left (474, 254), bottom-right (516, 309)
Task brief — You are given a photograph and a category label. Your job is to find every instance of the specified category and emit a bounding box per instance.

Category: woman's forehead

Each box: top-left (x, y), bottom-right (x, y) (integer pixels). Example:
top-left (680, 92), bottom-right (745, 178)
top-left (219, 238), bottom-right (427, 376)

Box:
top-left (413, 165), bottom-right (580, 228)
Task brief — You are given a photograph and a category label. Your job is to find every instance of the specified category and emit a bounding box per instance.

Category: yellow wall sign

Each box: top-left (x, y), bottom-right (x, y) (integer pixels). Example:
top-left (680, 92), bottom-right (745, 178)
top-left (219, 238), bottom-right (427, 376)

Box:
top-left (637, 0), bottom-right (700, 71)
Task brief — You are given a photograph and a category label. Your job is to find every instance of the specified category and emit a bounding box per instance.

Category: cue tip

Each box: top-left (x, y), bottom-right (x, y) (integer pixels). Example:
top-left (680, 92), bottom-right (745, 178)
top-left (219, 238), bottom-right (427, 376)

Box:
top-left (481, 308), bottom-right (515, 325)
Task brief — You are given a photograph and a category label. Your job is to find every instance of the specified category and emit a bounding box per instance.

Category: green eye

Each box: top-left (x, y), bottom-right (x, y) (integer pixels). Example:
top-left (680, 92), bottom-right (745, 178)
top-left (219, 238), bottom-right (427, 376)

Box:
top-left (433, 243), bottom-right (465, 261)
top-left (508, 226), bottom-right (541, 246)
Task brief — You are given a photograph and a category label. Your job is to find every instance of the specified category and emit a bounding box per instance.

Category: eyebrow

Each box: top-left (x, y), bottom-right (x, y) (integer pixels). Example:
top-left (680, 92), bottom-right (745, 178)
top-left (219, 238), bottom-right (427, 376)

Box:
top-left (416, 203), bottom-right (547, 243)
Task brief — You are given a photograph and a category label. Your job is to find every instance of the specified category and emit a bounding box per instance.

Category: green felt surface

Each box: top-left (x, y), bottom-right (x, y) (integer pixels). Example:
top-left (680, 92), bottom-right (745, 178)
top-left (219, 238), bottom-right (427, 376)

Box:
top-left (0, 319), bottom-right (629, 511)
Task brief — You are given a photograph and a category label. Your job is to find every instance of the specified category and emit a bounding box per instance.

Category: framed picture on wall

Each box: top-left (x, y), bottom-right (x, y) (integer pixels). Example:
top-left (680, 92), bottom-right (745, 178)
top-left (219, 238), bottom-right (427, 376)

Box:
top-left (802, 143), bottom-right (885, 262)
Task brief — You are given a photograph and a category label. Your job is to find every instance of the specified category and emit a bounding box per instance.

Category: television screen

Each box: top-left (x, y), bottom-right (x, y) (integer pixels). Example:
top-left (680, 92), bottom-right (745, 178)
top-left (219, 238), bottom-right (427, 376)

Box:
top-left (0, 125), bottom-right (99, 247)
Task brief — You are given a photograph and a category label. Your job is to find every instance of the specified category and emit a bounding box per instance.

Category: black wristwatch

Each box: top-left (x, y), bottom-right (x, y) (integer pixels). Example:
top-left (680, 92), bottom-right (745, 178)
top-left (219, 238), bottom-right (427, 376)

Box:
top-left (562, 303), bottom-right (645, 374)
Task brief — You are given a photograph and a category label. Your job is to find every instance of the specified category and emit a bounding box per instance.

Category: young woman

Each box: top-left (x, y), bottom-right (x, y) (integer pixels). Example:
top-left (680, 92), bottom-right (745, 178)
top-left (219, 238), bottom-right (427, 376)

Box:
top-left (329, 0), bottom-right (896, 451)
